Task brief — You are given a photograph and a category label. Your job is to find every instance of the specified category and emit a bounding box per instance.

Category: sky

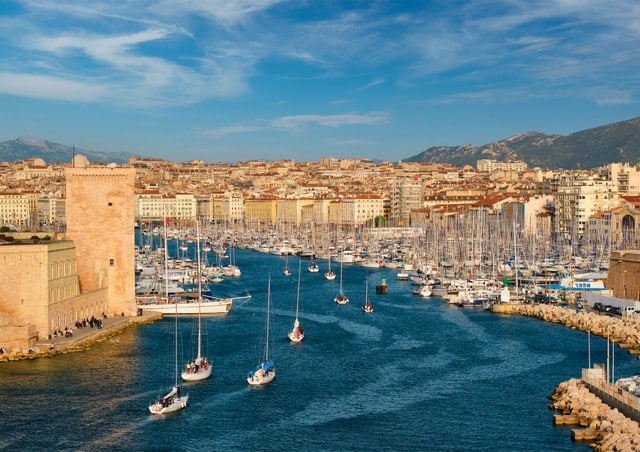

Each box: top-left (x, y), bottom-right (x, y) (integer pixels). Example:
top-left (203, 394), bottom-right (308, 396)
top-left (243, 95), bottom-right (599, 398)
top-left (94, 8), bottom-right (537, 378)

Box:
top-left (0, 0), bottom-right (639, 163)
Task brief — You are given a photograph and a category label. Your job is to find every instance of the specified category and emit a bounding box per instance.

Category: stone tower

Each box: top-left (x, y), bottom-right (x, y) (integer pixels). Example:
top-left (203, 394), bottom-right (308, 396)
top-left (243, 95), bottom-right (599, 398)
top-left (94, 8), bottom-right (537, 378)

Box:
top-left (65, 156), bottom-right (137, 316)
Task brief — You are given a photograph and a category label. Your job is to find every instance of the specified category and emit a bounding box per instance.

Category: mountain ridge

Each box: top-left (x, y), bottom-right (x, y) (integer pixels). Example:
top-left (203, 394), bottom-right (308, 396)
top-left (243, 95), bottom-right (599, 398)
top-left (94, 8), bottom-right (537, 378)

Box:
top-left (404, 116), bottom-right (640, 169)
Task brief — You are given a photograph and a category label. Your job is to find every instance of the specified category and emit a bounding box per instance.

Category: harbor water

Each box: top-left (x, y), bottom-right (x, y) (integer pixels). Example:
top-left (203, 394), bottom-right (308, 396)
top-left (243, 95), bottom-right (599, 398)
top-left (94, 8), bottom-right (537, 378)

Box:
top-left (1, 249), bottom-right (638, 451)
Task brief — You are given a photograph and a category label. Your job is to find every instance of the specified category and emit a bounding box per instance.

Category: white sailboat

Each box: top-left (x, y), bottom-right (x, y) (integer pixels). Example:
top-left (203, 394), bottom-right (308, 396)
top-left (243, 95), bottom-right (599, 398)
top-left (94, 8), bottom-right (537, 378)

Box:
top-left (325, 254), bottom-right (336, 281)
top-left (288, 259), bottom-right (304, 342)
top-left (182, 221), bottom-right (211, 381)
top-left (283, 254), bottom-right (292, 276)
top-left (362, 275), bottom-right (374, 313)
top-left (247, 276), bottom-right (276, 386)
top-left (149, 217), bottom-right (189, 414)
top-left (334, 256), bottom-right (349, 304)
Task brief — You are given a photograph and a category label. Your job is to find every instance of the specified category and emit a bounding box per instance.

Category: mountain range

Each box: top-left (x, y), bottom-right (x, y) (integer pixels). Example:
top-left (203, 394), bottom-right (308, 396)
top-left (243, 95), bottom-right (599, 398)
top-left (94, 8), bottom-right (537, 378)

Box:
top-left (404, 116), bottom-right (640, 169)
top-left (0, 136), bottom-right (135, 165)
top-left (1, 116), bottom-right (640, 168)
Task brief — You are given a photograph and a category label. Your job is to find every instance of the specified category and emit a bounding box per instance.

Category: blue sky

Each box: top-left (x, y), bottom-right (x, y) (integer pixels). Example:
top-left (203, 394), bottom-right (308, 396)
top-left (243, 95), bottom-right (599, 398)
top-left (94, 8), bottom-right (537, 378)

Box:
top-left (0, 0), bottom-right (639, 163)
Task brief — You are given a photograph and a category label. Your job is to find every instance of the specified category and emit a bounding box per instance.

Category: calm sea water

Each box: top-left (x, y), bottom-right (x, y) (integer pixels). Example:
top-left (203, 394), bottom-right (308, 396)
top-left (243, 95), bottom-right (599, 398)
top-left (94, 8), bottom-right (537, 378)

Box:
top-left (1, 248), bottom-right (637, 451)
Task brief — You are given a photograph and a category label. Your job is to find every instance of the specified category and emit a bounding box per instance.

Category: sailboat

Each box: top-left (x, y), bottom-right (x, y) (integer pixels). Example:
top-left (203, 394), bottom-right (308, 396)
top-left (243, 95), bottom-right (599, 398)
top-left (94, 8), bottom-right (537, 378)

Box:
top-left (334, 256), bottom-right (349, 304)
top-left (283, 254), bottom-right (292, 276)
top-left (325, 254), bottom-right (336, 280)
top-left (247, 276), bottom-right (276, 386)
top-left (288, 259), bottom-right (304, 342)
top-left (362, 274), bottom-right (374, 313)
top-left (307, 260), bottom-right (319, 273)
top-left (149, 217), bottom-right (189, 414)
top-left (181, 221), bottom-right (211, 382)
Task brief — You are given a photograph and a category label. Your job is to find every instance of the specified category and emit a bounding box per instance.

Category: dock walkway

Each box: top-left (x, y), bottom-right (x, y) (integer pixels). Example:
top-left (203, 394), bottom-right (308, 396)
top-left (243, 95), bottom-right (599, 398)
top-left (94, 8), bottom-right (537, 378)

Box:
top-left (1, 311), bottom-right (162, 361)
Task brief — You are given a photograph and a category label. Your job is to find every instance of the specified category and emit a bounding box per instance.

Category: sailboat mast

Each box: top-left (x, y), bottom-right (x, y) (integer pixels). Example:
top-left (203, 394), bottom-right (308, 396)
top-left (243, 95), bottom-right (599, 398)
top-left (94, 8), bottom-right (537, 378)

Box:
top-left (265, 277), bottom-right (271, 362)
top-left (196, 220), bottom-right (202, 359)
top-left (295, 259), bottom-right (301, 319)
top-left (164, 215), bottom-right (178, 386)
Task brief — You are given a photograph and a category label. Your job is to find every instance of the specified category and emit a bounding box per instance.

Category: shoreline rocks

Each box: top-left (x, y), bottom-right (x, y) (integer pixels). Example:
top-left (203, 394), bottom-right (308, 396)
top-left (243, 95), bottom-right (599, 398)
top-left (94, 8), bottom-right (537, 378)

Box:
top-left (550, 378), bottom-right (640, 450)
top-left (491, 303), bottom-right (640, 355)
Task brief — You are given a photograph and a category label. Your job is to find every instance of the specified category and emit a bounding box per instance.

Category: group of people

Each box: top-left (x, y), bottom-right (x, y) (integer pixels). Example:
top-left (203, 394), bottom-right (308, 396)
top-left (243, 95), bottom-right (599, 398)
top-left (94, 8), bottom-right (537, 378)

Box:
top-left (74, 315), bottom-right (104, 330)
top-left (50, 327), bottom-right (73, 338)
top-left (157, 386), bottom-right (182, 409)
top-left (184, 357), bottom-right (209, 374)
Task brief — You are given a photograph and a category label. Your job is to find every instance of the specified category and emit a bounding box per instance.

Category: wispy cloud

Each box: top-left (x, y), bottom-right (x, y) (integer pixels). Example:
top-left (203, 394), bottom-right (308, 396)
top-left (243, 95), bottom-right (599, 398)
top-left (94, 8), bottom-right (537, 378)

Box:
top-left (0, 0), bottom-right (638, 126)
top-left (203, 124), bottom-right (266, 139)
top-left (357, 78), bottom-right (384, 91)
top-left (0, 71), bottom-right (106, 101)
top-left (204, 112), bottom-right (390, 139)
top-left (269, 112), bottom-right (389, 129)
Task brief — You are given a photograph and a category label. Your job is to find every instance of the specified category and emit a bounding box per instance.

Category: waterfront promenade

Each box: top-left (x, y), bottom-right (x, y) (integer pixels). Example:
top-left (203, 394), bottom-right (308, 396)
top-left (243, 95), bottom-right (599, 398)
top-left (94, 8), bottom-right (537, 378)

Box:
top-left (0, 310), bottom-right (161, 362)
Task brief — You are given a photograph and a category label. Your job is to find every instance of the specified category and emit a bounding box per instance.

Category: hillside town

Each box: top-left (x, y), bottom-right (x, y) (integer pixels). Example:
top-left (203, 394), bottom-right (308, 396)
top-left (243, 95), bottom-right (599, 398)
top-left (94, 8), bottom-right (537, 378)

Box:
top-left (1, 157), bottom-right (639, 251)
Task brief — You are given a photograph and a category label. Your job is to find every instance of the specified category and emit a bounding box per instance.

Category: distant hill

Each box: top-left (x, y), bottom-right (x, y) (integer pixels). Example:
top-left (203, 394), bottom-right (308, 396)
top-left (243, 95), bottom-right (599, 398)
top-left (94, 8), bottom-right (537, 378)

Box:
top-left (404, 116), bottom-right (640, 169)
top-left (0, 136), bottom-right (136, 164)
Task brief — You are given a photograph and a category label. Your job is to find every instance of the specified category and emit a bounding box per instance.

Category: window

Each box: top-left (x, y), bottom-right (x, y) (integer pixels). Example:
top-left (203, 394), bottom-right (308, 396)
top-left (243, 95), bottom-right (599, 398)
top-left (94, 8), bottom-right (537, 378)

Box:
top-left (109, 259), bottom-right (115, 266)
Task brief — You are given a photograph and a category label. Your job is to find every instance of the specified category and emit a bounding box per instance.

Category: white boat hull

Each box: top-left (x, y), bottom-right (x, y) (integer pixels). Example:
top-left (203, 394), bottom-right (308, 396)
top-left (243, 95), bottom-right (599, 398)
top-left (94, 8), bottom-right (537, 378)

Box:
top-left (138, 299), bottom-right (233, 315)
top-left (149, 391), bottom-right (188, 415)
top-left (247, 368), bottom-right (276, 386)
top-left (181, 364), bottom-right (212, 381)
top-left (288, 331), bottom-right (304, 342)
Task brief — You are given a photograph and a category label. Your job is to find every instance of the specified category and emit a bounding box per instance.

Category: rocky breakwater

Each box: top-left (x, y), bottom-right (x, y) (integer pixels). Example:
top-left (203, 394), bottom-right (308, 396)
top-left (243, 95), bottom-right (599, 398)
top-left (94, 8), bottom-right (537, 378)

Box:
top-left (551, 378), bottom-right (640, 450)
top-left (491, 303), bottom-right (640, 354)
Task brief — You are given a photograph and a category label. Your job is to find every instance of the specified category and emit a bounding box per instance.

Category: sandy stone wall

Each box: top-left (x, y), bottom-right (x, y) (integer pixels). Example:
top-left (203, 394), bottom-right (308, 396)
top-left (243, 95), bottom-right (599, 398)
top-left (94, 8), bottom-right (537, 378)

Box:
top-left (65, 164), bottom-right (137, 316)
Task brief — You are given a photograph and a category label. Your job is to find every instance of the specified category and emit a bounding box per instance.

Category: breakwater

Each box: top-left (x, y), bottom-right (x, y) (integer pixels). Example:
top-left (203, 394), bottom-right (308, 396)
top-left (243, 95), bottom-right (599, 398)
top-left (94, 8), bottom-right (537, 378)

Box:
top-left (550, 378), bottom-right (640, 450)
top-left (491, 303), bottom-right (640, 354)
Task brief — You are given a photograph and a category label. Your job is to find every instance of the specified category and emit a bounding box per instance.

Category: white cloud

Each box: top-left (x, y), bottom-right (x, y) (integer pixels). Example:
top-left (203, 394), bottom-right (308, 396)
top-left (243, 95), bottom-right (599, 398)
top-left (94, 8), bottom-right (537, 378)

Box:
top-left (0, 71), bottom-right (106, 101)
top-left (269, 112), bottom-right (389, 129)
top-left (203, 112), bottom-right (390, 140)
top-left (357, 78), bottom-right (384, 91)
top-left (203, 124), bottom-right (266, 139)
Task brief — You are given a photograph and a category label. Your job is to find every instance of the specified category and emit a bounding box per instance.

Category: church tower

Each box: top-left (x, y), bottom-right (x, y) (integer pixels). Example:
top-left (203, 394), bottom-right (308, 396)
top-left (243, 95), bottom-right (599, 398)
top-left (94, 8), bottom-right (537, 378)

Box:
top-left (65, 155), bottom-right (137, 316)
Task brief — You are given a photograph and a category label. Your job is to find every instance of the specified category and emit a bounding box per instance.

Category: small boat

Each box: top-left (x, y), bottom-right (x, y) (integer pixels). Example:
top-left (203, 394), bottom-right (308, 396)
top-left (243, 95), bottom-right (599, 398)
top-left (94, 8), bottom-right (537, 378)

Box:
top-left (210, 273), bottom-right (224, 283)
top-left (418, 285), bottom-right (432, 298)
top-left (288, 260), bottom-right (304, 343)
top-left (334, 258), bottom-right (349, 304)
top-left (247, 277), bottom-right (276, 386)
top-left (283, 255), bottom-right (292, 276)
top-left (375, 274), bottom-right (388, 294)
top-left (325, 255), bottom-right (336, 280)
top-left (307, 260), bottom-right (319, 273)
top-left (362, 276), bottom-right (374, 313)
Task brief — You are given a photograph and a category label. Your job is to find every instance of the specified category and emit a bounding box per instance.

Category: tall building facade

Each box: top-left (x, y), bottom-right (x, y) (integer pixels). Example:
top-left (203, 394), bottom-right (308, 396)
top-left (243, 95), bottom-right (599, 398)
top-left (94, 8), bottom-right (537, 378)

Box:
top-left (391, 177), bottom-right (424, 226)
